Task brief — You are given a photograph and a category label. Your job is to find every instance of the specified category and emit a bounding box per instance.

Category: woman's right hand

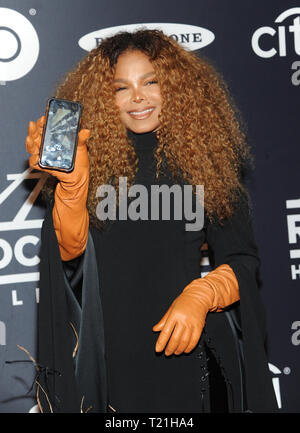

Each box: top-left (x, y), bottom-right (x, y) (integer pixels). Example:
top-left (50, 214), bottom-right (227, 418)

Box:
top-left (25, 115), bottom-right (91, 187)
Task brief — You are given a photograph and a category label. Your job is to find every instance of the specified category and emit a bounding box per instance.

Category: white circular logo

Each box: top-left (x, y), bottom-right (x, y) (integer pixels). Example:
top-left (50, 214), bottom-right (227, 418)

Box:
top-left (0, 8), bottom-right (39, 82)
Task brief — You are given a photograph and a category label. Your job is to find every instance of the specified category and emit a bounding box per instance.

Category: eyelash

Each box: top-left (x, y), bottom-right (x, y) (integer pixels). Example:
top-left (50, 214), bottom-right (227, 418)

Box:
top-left (146, 80), bottom-right (158, 85)
top-left (114, 80), bottom-right (158, 92)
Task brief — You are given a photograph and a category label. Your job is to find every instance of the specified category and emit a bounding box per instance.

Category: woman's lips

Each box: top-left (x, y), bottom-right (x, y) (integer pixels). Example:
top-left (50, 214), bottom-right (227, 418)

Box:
top-left (128, 107), bottom-right (155, 120)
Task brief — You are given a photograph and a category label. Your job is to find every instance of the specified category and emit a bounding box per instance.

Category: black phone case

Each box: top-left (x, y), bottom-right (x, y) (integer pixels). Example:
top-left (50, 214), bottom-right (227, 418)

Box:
top-left (38, 97), bottom-right (82, 173)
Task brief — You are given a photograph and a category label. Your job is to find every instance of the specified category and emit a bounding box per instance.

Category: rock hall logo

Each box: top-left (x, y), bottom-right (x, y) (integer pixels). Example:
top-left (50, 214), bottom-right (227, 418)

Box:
top-left (78, 22), bottom-right (215, 52)
top-left (286, 198), bottom-right (300, 280)
top-left (0, 168), bottom-right (47, 287)
top-left (0, 8), bottom-right (39, 83)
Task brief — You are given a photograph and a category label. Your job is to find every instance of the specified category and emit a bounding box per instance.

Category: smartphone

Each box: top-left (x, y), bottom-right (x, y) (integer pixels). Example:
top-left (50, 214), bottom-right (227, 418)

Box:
top-left (39, 97), bottom-right (82, 172)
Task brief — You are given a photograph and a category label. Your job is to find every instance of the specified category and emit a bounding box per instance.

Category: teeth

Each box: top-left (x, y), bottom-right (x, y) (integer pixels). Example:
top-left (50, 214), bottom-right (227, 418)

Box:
top-left (130, 108), bottom-right (154, 115)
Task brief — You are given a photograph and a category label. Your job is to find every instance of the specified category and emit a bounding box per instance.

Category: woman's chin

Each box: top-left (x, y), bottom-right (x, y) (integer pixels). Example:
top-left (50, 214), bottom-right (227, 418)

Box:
top-left (125, 119), bottom-right (160, 134)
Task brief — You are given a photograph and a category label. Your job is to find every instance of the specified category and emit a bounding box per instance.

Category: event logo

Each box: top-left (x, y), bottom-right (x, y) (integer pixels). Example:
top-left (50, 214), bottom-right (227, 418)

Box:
top-left (0, 8), bottom-right (39, 83)
top-left (286, 198), bottom-right (300, 280)
top-left (268, 362), bottom-right (291, 410)
top-left (291, 321), bottom-right (300, 345)
top-left (0, 169), bottom-right (47, 289)
top-left (251, 8), bottom-right (300, 58)
top-left (0, 168), bottom-right (45, 375)
top-left (78, 23), bottom-right (215, 52)
top-left (251, 7), bottom-right (300, 85)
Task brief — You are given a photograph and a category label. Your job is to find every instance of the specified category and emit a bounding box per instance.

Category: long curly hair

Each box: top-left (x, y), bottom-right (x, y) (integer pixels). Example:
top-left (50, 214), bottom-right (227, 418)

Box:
top-left (44, 29), bottom-right (252, 226)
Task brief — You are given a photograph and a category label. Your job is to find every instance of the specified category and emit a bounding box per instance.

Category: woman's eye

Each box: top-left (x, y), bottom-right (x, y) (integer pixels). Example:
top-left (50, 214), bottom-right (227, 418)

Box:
top-left (114, 87), bottom-right (127, 92)
top-left (146, 80), bottom-right (158, 85)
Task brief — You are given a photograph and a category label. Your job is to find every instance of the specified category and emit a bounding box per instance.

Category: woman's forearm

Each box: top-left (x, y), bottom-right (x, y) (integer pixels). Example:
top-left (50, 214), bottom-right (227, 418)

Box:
top-left (52, 182), bottom-right (89, 261)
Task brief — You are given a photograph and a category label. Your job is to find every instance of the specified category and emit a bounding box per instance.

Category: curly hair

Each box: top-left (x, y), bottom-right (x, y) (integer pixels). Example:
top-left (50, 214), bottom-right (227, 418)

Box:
top-left (43, 29), bottom-right (252, 226)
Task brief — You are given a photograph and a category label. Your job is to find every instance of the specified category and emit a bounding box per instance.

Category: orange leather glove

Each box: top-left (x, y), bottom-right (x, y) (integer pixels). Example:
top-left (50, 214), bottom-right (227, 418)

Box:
top-left (26, 116), bottom-right (90, 261)
top-left (153, 264), bottom-right (239, 356)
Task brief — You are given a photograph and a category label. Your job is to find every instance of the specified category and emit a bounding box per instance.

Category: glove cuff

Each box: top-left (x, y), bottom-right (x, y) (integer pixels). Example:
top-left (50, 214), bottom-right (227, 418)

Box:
top-left (183, 264), bottom-right (240, 312)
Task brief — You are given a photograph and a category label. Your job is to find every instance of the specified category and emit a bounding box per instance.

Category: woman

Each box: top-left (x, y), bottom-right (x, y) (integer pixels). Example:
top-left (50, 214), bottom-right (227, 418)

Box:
top-left (26, 29), bottom-right (277, 413)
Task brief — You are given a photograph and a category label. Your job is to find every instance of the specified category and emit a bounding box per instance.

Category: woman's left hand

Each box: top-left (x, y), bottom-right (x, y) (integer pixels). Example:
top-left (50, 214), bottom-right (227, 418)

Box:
top-left (152, 264), bottom-right (240, 356)
top-left (152, 291), bottom-right (208, 356)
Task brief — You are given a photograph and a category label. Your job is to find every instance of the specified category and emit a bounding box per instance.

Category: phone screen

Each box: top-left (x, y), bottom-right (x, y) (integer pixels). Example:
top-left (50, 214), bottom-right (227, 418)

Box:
top-left (39, 98), bottom-right (82, 172)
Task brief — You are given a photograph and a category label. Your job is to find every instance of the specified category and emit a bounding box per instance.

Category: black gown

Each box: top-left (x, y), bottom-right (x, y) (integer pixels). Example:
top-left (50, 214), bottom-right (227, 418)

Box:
top-left (92, 130), bottom-right (208, 413)
top-left (36, 131), bottom-right (278, 413)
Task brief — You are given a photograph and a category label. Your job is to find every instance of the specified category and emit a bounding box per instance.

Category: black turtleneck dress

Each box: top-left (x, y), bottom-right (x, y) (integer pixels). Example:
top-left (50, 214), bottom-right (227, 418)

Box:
top-left (37, 129), bottom-right (278, 414)
top-left (91, 130), bottom-right (206, 412)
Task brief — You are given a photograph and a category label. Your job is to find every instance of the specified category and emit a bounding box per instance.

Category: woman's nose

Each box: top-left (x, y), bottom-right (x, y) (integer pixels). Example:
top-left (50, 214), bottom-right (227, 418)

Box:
top-left (132, 88), bottom-right (145, 103)
top-left (133, 95), bottom-right (144, 103)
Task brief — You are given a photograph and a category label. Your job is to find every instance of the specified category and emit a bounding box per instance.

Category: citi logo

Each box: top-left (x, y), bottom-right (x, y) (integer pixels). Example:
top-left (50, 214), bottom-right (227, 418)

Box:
top-left (0, 8), bottom-right (39, 83)
top-left (78, 23), bottom-right (215, 52)
top-left (252, 7), bottom-right (300, 58)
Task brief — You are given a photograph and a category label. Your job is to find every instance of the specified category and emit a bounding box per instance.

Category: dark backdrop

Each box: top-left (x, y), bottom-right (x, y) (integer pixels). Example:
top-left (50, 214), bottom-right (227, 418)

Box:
top-left (0, 0), bottom-right (299, 412)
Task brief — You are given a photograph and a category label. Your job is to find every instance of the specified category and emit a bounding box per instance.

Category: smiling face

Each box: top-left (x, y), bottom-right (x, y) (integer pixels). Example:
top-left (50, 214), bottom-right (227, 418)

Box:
top-left (113, 50), bottom-right (162, 134)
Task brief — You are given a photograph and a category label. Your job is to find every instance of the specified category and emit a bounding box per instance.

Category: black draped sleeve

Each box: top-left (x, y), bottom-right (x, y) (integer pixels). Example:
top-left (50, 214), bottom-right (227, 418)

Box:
top-left (204, 193), bottom-right (278, 413)
top-left (37, 203), bottom-right (108, 413)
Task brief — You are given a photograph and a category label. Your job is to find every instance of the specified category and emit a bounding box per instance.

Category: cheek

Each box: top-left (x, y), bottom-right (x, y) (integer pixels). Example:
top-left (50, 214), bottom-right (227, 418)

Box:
top-left (152, 89), bottom-right (162, 106)
top-left (114, 93), bottom-right (127, 111)
top-left (145, 85), bottom-right (161, 101)
top-left (153, 92), bottom-right (162, 111)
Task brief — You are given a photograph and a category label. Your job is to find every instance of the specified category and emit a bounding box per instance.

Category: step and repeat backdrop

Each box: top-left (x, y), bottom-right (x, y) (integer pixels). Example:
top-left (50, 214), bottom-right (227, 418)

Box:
top-left (0, 0), bottom-right (299, 413)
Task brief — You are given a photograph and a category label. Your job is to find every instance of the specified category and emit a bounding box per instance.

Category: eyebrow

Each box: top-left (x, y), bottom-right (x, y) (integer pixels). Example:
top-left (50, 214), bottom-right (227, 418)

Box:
top-left (113, 71), bottom-right (156, 83)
